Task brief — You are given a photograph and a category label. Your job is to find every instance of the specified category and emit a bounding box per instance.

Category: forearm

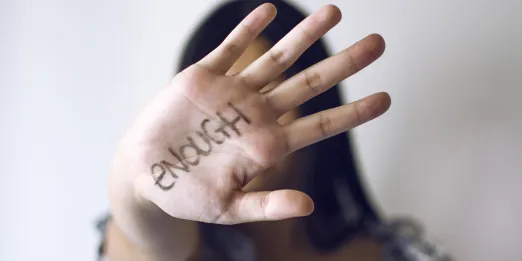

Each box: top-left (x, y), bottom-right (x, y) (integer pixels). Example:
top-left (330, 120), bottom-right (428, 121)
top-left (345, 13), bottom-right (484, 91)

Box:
top-left (106, 218), bottom-right (200, 261)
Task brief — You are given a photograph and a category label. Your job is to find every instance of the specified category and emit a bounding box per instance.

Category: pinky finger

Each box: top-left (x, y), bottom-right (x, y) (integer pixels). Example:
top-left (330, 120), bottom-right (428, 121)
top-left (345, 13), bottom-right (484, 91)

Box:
top-left (217, 190), bottom-right (314, 224)
top-left (284, 92), bottom-right (391, 154)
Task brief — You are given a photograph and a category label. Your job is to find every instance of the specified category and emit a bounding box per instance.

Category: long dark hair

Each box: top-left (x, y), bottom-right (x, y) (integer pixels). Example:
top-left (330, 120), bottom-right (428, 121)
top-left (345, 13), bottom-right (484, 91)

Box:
top-left (177, 0), bottom-right (380, 251)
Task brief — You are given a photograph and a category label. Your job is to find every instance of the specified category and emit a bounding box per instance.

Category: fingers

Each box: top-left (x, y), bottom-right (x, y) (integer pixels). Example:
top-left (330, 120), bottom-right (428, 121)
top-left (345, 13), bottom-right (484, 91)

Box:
top-left (197, 3), bottom-right (277, 74)
top-left (237, 5), bottom-right (342, 90)
top-left (267, 34), bottom-right (386, 116)
top-left (219, 190), bottom-right (314, 224)
top-left (284, 92), bottom-right (391, 154)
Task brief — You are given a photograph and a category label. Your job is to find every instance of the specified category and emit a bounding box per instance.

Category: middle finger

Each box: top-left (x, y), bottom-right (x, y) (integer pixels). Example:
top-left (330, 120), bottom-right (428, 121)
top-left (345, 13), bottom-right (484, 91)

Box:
top-left (237, 5), bottom-right (342, 90)
top-left (266, 34), bottom-right (386, 117)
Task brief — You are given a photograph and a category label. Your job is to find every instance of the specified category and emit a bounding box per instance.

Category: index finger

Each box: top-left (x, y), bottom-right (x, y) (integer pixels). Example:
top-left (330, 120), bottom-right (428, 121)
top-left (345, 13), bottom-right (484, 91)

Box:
top-left (197, 3), bottom-right (277, 74)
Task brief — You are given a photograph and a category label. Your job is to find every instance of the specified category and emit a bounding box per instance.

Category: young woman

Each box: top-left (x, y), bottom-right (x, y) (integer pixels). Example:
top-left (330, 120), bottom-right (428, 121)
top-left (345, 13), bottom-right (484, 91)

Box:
top-left (99, 1), bottom-right (451, 260)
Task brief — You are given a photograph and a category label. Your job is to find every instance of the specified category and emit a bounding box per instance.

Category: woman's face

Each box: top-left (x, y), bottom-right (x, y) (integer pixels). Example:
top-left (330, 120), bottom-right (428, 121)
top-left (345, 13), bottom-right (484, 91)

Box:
top-left (226, 37), bottom-right (309, 192)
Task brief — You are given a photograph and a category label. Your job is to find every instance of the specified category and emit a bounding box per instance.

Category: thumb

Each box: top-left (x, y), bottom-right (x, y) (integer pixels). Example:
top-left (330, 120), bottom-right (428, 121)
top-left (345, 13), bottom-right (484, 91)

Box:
top-left (223, 190), bottom-right (315, 224)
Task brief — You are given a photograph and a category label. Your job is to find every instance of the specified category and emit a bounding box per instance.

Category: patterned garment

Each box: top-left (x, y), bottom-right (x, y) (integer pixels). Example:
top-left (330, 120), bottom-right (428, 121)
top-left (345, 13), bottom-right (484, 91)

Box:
top-left (97, 216), bottom-right (452, 261)
top-left (373, 218), bottom-right (453, 261)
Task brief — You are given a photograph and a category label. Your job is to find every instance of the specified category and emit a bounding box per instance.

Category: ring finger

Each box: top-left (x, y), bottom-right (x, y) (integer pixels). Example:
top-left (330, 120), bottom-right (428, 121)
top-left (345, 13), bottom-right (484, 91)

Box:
top-left (266, 34), bottom-right (386, 117)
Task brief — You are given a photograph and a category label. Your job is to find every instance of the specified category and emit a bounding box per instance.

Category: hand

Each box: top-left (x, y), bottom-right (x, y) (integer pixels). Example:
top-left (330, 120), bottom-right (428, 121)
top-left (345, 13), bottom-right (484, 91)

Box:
top-left (117, 3), bottom-right (390, 225)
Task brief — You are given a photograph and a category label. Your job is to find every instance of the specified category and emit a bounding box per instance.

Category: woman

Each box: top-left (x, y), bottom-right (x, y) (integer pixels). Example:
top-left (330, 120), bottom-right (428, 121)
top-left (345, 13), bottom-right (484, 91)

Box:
top-left (100, 1), bottom-right (451, 260)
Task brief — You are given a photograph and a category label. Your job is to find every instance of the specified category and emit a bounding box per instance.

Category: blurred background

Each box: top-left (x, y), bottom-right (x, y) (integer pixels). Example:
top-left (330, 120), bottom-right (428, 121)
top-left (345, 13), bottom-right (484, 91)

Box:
top-left (1, 0), bottom-right (521, 260)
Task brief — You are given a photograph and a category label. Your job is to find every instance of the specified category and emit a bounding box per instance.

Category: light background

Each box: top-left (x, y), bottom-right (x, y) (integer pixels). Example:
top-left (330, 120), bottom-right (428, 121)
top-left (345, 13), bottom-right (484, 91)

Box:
top-left (1, 0), bottom-right (521, 260)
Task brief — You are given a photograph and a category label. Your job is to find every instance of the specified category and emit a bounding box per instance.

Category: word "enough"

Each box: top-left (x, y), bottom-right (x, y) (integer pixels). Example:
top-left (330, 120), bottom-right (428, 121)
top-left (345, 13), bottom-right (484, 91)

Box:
top-left (150, 102), bottom-right (251, 191)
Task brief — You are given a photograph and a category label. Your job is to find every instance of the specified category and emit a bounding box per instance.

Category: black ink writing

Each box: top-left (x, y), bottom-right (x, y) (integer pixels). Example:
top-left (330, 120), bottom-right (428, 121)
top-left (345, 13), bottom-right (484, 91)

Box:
top-left (201, 119), bottom-right (225, 144)
top-left (151, 163), bottom-right (174, 191)
top-left (215, 102), bottom-right (252, 137)
top-left (150, 102), bottom-right (251, 190)
top-left (179, 133), bottom-right (213, 166)
top-left (228, 102), bottom-right (251, 124)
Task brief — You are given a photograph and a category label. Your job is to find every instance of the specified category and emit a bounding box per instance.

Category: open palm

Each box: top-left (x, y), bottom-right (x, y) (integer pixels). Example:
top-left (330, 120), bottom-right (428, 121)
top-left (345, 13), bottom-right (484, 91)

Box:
top-left (122, 4), bottom-right (390, 225)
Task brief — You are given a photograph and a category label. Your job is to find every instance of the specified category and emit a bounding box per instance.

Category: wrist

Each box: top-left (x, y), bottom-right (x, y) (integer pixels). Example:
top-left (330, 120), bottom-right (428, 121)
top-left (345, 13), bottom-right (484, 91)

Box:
top-left (108, 147), bottom-right (200, 258)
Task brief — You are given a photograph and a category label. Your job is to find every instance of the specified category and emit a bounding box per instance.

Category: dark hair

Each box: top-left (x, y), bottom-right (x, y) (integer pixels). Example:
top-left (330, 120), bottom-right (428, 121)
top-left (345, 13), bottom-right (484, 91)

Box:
top-left (177, 0), bottom-right (380, 251)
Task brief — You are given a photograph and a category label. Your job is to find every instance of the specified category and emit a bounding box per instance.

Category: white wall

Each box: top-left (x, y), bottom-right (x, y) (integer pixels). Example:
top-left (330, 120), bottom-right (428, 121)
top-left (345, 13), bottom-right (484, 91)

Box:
top-left (1, 0), bottom-right (521, 261)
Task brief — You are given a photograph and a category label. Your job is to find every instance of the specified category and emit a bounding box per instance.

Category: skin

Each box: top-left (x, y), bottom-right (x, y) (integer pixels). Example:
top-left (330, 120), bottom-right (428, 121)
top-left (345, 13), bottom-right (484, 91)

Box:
top-left (107, 4), bottom-right (390, 261)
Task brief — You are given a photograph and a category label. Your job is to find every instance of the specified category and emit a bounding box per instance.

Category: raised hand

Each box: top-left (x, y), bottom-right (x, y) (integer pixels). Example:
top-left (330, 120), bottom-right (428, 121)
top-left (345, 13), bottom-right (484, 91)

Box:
top-left (115, 3), bottom-right (390, 225)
